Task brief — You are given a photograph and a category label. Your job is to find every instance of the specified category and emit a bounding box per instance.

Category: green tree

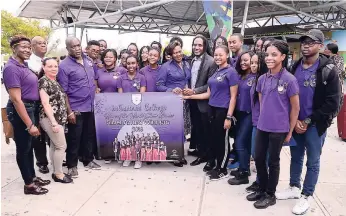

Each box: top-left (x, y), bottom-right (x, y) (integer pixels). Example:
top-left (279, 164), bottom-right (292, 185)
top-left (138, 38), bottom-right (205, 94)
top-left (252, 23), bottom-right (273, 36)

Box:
top-left (1, 10), bottom-right (51, 54)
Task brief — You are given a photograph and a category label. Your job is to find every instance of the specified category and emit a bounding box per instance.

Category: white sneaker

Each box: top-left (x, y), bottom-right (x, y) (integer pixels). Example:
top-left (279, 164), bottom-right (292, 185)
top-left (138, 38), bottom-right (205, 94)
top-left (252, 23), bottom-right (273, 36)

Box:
top-left (122, 160), bottom-right (131, 167)
top-left (104, 160), bottom-right (111, 164)
top-left (276, 186), bottom-right (301, 200)
top-left (134, 161), bottom-right (142, 169)
top-left (292, 195), bottom-right (310, 215)
top-left (117, 160), bottom-right (123, 164)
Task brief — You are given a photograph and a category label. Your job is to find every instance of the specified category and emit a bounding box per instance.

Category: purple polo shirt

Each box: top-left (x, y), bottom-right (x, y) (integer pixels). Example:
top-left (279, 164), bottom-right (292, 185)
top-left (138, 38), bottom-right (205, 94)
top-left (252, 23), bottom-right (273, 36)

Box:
top-left (57, 55), bottom-right (96, 112)
top-left (139, 65), bottom-right (161, 92)
top-left (236, 73), bottom-right (256, 112)
top-left (117, 72), bottom-right (146, 93)
top-left (156, 60), bottom-right (191, 92)
top-left (250, 84), bottom-right (260, 126)
top-left (230, 56), bottom-right (239, 68)
top-left (294, 60), bottom-right (319, 120)
top-left (3, 57), bottom-right (39, 101)
top-left (256, 69), bottom-right (299, 133)
top-left (208, 65), bottom-right (238, 109)
top-left (95, 67), bottom-right (127, 93)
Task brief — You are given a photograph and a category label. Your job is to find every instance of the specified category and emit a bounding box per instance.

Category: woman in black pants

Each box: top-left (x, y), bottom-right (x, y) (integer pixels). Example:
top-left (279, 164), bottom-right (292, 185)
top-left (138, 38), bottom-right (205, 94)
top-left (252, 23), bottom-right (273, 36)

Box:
top-left (184, 45), bottom-right (238, 180)
top-left (3, 35), bottom-right (50, 195)
top-left (248, 40), bottom-right (300, 209)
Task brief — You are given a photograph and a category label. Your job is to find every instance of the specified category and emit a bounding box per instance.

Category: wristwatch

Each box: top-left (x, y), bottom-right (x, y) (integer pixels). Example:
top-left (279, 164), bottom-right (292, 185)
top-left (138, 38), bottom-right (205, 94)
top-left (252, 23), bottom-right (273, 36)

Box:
top-left (304, 118), bottom-right (311, 125)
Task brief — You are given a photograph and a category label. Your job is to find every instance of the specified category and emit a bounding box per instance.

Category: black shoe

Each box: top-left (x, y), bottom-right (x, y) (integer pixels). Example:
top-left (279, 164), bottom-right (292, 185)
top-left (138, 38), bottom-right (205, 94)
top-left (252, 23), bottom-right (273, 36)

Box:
top-left (190, 158), bottom-right (207, 166)
top-left (209, 170), bottom-right (228, 181)
top-left (247, 191), bottom-right (265, 201)
top-left (203, 161), bottom-right (215, 172)
top-left (52, 174), bottom-right (73, 184)
top-left (38, 165), bottom-right (49, 174)
top-left (187, 150), bottom-right (199, 157)
top-left (246, 181), bottom-right (260, 193)
top-left (206, 168), bottom-right (218, 176)
top-left (24, 184), bottom-right (48, 195)
top-left (173, 161), bottom-right (184, 167)
top-left (62, 160), bottom-right (67, 167)
top-left (146, 162), bottom-right (153, 165)
top-left (181, 158), bottom-right (188, 165)
top-left (230, 169), bottom-right (240, 177)
top-left (33, 177), bottom-right (51, 187)
top-left (254, 193), bottom-right (276, 209)
top-left (227, 171), bottom-right (249, 185)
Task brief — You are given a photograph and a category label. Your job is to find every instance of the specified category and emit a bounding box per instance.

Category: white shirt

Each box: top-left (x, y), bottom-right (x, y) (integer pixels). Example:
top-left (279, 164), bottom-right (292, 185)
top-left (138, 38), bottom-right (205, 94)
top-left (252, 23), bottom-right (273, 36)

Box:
top-left (26, 53), bottom-right (43, 74)
top-left (191, 55), bottom-right (203, 89)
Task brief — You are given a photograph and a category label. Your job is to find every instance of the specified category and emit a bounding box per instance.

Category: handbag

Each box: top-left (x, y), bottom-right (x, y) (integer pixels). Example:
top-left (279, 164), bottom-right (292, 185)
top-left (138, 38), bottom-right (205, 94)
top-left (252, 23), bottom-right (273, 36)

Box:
top-left (2, 108), bottom-right (13, 144)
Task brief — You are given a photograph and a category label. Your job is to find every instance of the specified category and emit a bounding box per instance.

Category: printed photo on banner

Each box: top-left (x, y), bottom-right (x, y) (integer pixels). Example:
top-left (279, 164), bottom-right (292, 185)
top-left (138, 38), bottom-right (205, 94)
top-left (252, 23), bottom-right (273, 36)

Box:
top-left (94, 92), bottom-right (185, 162)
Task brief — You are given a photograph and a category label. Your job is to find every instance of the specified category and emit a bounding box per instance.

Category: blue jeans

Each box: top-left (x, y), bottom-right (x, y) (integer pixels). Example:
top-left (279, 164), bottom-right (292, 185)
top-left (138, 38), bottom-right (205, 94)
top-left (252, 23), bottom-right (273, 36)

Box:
top-left (235, 111), bottom-right (252, 172)
top-left (252, 127), bottom-right (269, 183)
top-left (7, 102), bottom-right (38, 185)
top-left (290, 126), bottom-right (326, 196)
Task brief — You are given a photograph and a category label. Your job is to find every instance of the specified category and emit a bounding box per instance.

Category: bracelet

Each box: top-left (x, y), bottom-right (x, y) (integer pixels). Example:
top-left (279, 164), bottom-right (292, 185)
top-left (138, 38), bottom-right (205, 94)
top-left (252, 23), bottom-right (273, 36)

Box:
top-left (68, 112), bottom-right (74, 117)
top-left (25, 123), bottom-right (34, 131)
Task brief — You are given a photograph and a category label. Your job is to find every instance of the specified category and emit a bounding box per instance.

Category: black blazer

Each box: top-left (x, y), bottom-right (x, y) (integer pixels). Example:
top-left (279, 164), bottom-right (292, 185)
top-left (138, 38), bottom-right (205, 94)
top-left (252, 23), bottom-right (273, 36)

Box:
top-left (189, 54), bottom-right (216, 113)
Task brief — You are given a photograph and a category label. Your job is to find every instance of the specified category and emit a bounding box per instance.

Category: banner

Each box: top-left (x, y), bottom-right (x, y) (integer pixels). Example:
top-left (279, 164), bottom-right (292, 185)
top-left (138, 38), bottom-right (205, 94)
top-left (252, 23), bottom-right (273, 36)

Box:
top-left (203, 0), bottom-right (233, 41)
top-left (94, 92), bottom-right (184, 162)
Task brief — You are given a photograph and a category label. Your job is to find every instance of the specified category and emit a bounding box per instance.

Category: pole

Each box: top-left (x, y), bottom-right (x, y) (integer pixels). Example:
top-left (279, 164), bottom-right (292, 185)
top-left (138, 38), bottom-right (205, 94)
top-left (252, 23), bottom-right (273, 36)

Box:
top-left (241, 0), bottom-right (249, 36)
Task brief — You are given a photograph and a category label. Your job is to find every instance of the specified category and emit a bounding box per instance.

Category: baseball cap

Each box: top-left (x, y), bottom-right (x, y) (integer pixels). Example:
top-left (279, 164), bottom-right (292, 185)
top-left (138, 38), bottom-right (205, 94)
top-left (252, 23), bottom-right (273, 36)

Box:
top-left (299, 29), bottom-right (325, 43)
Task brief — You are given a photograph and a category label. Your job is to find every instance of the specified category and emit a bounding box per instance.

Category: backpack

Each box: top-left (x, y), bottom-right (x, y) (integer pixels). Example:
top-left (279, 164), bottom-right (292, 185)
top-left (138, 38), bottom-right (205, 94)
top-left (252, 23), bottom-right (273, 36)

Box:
top-left (322, 64), bottom-right (343, 118)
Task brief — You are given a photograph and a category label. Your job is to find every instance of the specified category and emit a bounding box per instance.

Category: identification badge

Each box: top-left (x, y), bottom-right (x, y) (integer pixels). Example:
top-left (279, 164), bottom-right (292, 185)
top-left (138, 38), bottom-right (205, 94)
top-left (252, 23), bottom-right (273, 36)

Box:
top-left (247, 77), bottom-right (255, 86)
top-left (278, 85), bottom-right (284, 93)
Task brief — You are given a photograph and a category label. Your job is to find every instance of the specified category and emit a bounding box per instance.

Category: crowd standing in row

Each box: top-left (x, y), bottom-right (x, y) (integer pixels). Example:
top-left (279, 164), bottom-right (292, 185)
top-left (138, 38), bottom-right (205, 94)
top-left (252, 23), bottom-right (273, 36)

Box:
top-left (3, 29), bottom-right (343, 215)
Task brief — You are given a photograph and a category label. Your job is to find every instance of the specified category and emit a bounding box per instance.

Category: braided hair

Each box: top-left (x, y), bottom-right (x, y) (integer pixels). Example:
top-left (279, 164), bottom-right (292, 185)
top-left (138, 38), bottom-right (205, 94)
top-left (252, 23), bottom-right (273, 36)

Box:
top-left (265, 39), bottom-right (289, 69)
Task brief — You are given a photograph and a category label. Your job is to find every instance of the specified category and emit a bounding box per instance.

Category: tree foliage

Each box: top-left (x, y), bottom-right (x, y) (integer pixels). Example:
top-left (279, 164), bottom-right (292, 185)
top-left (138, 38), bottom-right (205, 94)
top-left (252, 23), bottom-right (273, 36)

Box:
top-left (1, 11), bottom-right (51, 54)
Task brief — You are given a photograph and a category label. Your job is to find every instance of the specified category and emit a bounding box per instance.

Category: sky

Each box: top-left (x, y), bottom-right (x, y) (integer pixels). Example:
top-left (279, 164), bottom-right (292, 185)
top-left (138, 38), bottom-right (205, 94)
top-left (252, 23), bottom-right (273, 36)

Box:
top-left (1, 0), bottom-right (194, 55)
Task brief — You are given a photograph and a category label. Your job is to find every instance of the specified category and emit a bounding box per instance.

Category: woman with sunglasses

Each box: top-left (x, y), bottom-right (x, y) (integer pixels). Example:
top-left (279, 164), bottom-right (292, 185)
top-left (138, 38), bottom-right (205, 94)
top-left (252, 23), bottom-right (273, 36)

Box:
top-left (38, 58), bottom-right (73, 183)
top-left (4, 35), bottom-right (50, 195)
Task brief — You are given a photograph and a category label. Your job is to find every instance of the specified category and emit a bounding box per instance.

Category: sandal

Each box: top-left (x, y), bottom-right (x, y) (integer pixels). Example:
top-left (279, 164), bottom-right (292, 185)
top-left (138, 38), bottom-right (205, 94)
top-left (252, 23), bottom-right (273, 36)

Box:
top-left (24, 184), bottom-right (49, 195)
top-left (33, 177), bottom-right (51, 186)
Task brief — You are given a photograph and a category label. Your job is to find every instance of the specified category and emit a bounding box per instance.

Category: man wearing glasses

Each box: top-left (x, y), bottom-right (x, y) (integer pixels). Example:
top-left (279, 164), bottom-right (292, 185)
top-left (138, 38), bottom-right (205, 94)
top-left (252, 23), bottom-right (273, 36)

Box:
top-left (26, 36), bottom-right (50, 174)
top-left (276, 29), bottom-right (341, 215)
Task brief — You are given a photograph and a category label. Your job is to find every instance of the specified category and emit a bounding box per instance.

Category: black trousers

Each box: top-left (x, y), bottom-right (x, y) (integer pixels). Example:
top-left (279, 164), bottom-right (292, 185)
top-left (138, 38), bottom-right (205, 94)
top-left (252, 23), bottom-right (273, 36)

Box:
top-left (209, 106), bottom-right (230, 172)
top-left (255, 129), bottom-right (287, 195)
top-left (33, 131), bottom-right (49, 167)
top-left (32, 105), bottom-right (49, 167)
top-left (189, 100), bottom-right (210, 159)
top-left (66, 112), bottom-right (96, 168)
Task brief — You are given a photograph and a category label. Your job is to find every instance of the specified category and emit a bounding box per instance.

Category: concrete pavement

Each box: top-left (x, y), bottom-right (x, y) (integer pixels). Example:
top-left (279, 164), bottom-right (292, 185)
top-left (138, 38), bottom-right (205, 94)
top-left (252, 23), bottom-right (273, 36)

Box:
top-left (1, 122), bottom-right (346, 216)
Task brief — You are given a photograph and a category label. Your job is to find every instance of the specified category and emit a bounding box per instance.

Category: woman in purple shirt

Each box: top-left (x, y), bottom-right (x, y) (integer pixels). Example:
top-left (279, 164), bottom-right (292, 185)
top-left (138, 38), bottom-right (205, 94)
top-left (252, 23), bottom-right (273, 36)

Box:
top-left (184, 45), bottom-right (238, 180)
top-left (4, 35), bottom-right (50, 195)
top-left (248, 40), bottom-right (300, 209)
top-left (246, 52), bottom-right (269, 193)
top-left (156, 42), bottom-right (191, 167)
top-left (139, 47), bottom-right (161, 92)
top-left (139, 46), bottom-right (150, 69)
top-left (95, 49), bottom-right (127, 93)
top-left (117, 55), bottom-right (146, 93)
top-left (228, 51), bottom-right (256, 185)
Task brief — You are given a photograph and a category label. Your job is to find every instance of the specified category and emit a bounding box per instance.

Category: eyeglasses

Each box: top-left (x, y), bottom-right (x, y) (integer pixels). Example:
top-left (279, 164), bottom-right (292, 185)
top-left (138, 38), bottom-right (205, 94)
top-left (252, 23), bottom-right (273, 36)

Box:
top-left (301, 41), bottom-right (321, 47)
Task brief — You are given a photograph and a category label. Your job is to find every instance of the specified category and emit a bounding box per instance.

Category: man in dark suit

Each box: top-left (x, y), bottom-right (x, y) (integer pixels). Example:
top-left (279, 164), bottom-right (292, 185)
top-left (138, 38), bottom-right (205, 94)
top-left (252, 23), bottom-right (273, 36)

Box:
top-left (183, 35), bottom-right (216, 170)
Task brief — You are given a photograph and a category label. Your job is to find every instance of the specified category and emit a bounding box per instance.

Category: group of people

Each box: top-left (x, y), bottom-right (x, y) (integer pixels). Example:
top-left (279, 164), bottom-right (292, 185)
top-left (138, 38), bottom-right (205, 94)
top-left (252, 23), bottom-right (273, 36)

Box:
top-left (2, 28), bottom-right (343, 215)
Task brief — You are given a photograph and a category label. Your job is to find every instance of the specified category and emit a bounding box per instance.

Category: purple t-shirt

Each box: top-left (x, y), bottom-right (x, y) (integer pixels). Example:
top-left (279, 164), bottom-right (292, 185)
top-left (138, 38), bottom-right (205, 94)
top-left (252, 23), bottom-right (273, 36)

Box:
top-left (208, 65), bottom-right (238, 109)
top-left (230, 56), bottom-right (239, 68)
top-left (250, 84), bottom-right (260, 127)
top-left (117, 72), bottom-right (146, 93)
top-left (156, 60), bottom-right (191, 92)
top-left (236, 73), bottom-right (256, 112)
top-left (139, 65), bottom-right (161, 92)
top-left (57, 55), bottom-right (96, 112)
top-left (3, 57), bottom-right (39, 101)
top-left (256, 69), bottom-right (299, 133)
top-left (294, 60), bottom-right (319, 120)
top-left (95, 67), bottom-right (127, 93)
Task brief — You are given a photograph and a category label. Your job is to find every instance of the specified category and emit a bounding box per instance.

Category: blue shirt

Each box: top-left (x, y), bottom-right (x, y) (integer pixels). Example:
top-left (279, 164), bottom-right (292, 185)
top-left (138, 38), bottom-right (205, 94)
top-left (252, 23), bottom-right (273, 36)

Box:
top-left (57, 55), bottom-right (96, 112)
top-left (156, 60), bottom-right (191, 92)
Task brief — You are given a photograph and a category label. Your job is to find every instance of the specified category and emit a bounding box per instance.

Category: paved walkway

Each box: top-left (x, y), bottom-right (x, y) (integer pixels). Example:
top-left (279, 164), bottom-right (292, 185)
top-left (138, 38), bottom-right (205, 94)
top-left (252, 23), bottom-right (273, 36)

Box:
top-left (1, 122), bottom-right (346, 216)
top-left (1, 85), bottom-right (346, 216)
